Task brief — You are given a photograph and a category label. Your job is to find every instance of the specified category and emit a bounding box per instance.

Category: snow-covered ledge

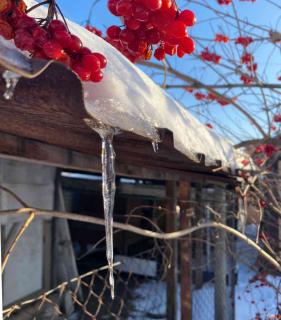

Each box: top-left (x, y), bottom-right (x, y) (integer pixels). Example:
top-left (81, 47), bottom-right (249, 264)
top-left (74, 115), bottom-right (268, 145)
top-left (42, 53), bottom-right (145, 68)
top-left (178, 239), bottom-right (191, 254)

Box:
top-left (0, 0), bottom-right (252, 172)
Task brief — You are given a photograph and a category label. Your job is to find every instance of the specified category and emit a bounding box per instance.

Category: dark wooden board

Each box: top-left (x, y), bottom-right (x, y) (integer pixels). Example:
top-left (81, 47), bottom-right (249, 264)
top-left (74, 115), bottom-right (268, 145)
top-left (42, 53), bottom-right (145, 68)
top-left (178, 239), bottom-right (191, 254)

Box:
top-left (0, 60), bottom-right (232, 179)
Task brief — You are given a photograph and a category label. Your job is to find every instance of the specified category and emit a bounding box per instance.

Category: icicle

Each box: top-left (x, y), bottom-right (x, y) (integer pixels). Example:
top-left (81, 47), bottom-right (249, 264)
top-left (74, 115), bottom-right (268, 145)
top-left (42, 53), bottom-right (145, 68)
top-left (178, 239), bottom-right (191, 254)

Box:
top-left (2, 70), bottom-right (20, 100)
top-left (100, 129), bottom-right (116, 299)
top-left (152, 141), bottom-right (159, 153)
top-left (84, 119), bottom-right (118, 299)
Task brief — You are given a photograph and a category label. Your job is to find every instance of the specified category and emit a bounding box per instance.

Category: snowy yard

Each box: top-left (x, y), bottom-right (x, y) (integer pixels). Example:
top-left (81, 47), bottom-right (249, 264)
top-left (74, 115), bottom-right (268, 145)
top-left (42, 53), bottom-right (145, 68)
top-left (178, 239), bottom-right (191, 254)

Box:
top-left (128, 265), bottom-right (280, 320)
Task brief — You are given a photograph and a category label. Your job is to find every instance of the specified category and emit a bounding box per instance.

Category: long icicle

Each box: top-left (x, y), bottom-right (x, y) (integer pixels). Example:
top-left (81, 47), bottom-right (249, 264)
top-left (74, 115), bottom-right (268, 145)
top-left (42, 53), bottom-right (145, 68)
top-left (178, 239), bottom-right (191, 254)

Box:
top-left (100, 128), bottom-right (116, 299)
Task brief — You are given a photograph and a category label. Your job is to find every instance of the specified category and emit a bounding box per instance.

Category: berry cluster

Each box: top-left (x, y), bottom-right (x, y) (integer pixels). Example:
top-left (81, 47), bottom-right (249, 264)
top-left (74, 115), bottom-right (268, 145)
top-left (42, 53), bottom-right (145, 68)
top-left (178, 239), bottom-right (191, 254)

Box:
top-left (0, 0), bottom-right (107, 83)
top-left (194, 90), bottom-right (234, 106)
top-left (240, 73), bottom-right (255, 84)
top-left (217, 0), bottom-right (232, 5)
top-left (200, 47), bottom-right (221, 64)
top-left (241, 52), bottom-right (257, 72)
top-left (235, 36), bottom-right (253, 47)
top-left (255, 144), bottom-right (277, 158)
top-left (106, 0), bottom-right (196, 63)
top-left (214, 34), bottom-right (229, 43)
top-left (273, 114), bottom-right (281, 123)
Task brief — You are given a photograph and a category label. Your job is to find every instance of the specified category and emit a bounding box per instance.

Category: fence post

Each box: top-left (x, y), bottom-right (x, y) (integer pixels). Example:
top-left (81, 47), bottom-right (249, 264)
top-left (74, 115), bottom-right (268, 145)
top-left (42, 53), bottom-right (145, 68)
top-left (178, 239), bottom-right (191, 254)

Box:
top-left (166, 181), bottom-right (178, 320)
top-left (179, 181), bottom-right (192, 320)
top-left (214, 185), bottom-right (228, 320)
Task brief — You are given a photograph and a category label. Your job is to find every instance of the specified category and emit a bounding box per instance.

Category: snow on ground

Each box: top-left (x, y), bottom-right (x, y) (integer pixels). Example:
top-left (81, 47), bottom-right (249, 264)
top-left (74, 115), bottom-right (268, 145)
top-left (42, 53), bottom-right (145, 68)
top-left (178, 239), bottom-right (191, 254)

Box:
top-left (128, 264), bottom-right (280, 320)
top-left (235, 264), bottom-right (281, 320)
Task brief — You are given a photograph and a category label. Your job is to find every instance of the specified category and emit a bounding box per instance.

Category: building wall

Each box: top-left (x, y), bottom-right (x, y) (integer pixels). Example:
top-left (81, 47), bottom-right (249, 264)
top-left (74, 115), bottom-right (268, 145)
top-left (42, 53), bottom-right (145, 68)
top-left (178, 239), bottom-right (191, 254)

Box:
top-left (0, 159), bottom-right (56, 306)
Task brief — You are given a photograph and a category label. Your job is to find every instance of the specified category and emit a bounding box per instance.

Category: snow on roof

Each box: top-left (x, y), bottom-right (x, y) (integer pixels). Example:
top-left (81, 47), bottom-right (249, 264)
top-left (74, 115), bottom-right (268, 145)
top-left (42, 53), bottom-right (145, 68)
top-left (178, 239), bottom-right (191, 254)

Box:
top-left (21, 1), bottom-right (248, 171)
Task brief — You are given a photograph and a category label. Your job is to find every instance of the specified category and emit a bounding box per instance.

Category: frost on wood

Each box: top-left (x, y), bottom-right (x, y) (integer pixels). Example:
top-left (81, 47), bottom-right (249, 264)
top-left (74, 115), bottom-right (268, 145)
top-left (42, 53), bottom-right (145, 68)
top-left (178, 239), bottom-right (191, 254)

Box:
top-left (85, 119), bottom-right (117, 299)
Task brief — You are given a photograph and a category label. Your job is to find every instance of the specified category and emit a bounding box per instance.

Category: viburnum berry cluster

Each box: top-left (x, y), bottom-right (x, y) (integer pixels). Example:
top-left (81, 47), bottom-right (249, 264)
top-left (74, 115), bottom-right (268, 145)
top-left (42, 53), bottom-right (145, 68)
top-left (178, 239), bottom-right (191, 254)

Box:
top-left (235, 36), bottom-right (253, 48)
top-left (217, 0), bottom-right (232, 5)
top-left (241, 52), bottom-right (257, 73)
top-left (105, 0), bottom-right (196, 63)
top-left (194, 90), bottom-right (235, 106)
top-left (200, 47), bottom-right (221, 64)
top-left (214, 34), bottom-right (229, 43)
top-left (0, 0), bottom-right (107, 83)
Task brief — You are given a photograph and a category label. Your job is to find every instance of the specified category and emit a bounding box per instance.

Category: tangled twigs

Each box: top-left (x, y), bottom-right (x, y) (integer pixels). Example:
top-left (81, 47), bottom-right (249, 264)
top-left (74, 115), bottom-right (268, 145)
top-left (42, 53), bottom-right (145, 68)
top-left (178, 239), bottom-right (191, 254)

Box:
top-left (0, 206), bottom-right (280, 272)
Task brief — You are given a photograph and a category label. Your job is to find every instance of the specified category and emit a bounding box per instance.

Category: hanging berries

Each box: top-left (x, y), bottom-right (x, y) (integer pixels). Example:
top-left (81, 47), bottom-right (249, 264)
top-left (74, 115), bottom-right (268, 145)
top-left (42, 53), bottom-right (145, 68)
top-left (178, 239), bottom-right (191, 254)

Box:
top-left (217, 0), bottom-right (232, 5)
top-left (214, 34), bottom-right (229, 43)
top-left (106, 0), bottom-right (196, 63)
top-left (235, 36), bottom-right (253, 47)
top-left (0, 1), bottom-right (107, 83)
top-left (273, 115), bottom-right (281, 123)
top-left (200, 48), bottom-right (221, 64)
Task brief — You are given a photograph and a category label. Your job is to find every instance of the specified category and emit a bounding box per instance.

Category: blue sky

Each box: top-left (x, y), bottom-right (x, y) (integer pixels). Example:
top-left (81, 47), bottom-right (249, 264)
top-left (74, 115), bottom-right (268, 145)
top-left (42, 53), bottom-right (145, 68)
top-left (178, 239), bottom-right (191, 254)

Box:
top-left (54, 0), bottom-right (281, 142)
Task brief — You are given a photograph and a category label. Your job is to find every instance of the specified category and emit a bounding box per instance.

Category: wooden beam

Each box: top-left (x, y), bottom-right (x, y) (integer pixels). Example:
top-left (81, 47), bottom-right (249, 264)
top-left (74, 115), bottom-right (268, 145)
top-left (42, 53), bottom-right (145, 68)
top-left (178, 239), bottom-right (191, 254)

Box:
top-left (166, 181), bottom-right (178, 320)
top-left (0, 132), bottom-right (236, 184)
top-left (179, 181), bottom-right (192, 320)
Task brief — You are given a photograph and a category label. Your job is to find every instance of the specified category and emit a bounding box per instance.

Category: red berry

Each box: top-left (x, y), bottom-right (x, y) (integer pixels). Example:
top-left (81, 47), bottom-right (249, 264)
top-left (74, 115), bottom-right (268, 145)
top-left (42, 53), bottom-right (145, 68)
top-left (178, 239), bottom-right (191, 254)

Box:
top-left (32, 27), bottom-right (48, 48)
top-left (116, 0), bottom-right (132, 16)
top-left (82, 54), bottom-right (101, 73)
top-left (13, 14), bottom-right (37, 30)
top-left (144, 0), bottom-right (162, 10)
top-left (80, 47), bottom-right (92, 55)
top-left (108, 0), bottom-right (119, 15)
top-left (48, 20), bottom-right (67, 34)
top-left (119, 28), bottom-right (135, 44)
top-left (73, 64), bottom-right (91, 81)
top-left (43, 41), bottom-right (64, 60)
top-left (58, 52), bottom-right (71, 67)
top-left (93, 52), bottom-right (107, 69)
top-left (177, 47), bottom-right (185, 58)
top-left (66, 35), bottom-right (82, 53)
top-left (154, 47), bottom-right (165, 60)
top-left (107, 25), bottom-right (121, 39)
top-left (0, 19), bottom-right (13, 40)
top-left (146, 29), bottom-right (160, 44)
top-left (90, 70), bottom-right (104, 82)
top-left (32, 50), bottom-right (48, 59)
top-left (133, 5), bottom-right (149, 22)
top-left (168, 21), bottom-right (187, 38)
top-left (164, 43), bottom-right (177, 55)
top-left (14, 29), bottom-right (35, 52)
top-left (179, 37), bottom-right (195, 54)
top-left (178, 10), bottom-right (196, 27)
top-left (125, 17), bottom-right (141, 30)
top-left (53, 30), bottom-right (72, 48)
top-left (161, 0), bottom-right (172, 9)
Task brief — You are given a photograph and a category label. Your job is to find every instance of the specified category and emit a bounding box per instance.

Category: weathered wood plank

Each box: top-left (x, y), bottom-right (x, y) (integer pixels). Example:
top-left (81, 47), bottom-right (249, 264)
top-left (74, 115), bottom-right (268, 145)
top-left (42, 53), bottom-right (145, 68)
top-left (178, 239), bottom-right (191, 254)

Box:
top-left (0, 131), bottom-right (236, 183)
